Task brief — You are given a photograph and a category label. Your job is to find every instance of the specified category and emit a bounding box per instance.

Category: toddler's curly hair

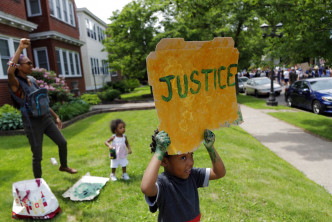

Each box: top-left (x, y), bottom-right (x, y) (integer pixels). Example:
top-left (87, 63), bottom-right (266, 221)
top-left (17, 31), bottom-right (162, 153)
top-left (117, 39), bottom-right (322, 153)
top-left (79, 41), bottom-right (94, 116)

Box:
top-left (110, 119), bottom-right (126, 133)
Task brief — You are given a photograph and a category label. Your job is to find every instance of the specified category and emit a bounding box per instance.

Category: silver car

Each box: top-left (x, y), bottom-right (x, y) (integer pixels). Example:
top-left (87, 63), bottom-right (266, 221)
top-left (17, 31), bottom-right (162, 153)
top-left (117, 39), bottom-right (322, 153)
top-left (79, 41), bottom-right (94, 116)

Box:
top-left (244, 77), bottom-right (282, 97)
top-left (238, 77), bottom-right (249, 93)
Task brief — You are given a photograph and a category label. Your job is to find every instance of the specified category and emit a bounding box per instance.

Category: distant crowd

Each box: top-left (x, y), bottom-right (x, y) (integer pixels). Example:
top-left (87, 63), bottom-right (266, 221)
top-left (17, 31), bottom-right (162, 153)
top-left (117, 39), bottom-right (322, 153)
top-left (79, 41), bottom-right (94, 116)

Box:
top-left (240, 65), bottom-right (331, 86)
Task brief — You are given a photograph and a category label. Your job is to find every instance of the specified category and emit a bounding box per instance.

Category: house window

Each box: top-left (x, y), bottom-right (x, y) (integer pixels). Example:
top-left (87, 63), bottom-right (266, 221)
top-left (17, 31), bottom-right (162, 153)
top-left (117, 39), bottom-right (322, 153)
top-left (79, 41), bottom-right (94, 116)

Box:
top-left (0, 37), bottom-right (28, 79)
top-left (51, 0), bottom-right (75, 27)
top-left (97, 26), bottom-right (105, 42)
top-left (93, 24), bottom-right (97, 40)
top-left (62, 0), bottom-right (68, 22)
top-left (49, 0), bottom-right (55, 15)
top-left (69, 52), bottom-right (75, 74)
top-left (33, 48), bottom-right (50, 70)
top-left (91, 58), bottom-right (100, 74)
top-left (56, 48), bottom-right (81, 77)
top-left (55, 49), bottom-right (63, 74)
top-left (56, 0), bottom-right (62, 19)
top-left (0, 39), bottom-right (10, 77)
top-left (75, 54), bottom-right (81, 75)
top-left (102, 60), bottom-right (109, 74)
top-left (69, 2), bottom-right (75, 26)
top-left (27, 0), bottom-right (42, 17)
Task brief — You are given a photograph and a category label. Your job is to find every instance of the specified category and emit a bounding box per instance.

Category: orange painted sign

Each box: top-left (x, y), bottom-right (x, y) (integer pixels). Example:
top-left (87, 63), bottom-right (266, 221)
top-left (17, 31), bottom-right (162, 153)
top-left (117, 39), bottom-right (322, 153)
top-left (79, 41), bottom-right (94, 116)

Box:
top-left (147, 38), bottom-right (242, 154)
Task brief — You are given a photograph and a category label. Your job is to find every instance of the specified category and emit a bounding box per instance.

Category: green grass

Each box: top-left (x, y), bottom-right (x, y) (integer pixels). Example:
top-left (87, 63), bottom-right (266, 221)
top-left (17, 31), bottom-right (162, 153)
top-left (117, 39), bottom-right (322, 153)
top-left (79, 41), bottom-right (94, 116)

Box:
top-left (1, 110), bottom-right (331, 221)
top-left (269, 111), bottom-right (332, 141)
top-left (237, 94), bottom-right (291, 110)
top-left (120, 85), bottom-right (152, 101)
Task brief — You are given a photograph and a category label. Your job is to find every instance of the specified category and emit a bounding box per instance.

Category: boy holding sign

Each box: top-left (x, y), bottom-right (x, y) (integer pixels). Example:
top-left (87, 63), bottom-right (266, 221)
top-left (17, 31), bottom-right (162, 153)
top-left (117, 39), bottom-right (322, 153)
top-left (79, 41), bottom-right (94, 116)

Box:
top-left (140, 129), bottom-right (226, 221)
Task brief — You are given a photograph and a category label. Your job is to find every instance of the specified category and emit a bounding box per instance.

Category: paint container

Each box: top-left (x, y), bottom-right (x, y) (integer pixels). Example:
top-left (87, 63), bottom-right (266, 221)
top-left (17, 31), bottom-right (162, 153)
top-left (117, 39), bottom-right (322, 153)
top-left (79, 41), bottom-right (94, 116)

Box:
top-left (50, 158), bottom-right (58, 165)
top-left (110, 149), bottom-right (116, 159)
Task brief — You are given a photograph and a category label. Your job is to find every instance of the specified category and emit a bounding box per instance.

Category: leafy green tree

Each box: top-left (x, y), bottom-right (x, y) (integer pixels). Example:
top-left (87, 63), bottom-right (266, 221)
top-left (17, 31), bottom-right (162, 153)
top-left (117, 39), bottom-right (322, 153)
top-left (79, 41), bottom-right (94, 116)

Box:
top-left (104, 0), bottom-right (159, 82)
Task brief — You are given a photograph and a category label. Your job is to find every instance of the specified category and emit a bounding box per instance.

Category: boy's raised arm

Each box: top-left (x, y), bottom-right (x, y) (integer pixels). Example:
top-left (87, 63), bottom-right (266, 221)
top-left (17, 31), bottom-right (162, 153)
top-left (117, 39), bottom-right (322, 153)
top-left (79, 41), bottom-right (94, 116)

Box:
top-left (203, 129), bottom-right (226, 180)
top-left (141, 131), bottom-right (170, 197)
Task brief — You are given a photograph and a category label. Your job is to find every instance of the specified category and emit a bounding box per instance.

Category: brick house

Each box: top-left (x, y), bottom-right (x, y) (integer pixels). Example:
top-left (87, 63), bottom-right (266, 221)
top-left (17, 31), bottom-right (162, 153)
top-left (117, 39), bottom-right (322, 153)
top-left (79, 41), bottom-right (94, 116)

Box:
top-left (0, 0), bottom-right (85, 106)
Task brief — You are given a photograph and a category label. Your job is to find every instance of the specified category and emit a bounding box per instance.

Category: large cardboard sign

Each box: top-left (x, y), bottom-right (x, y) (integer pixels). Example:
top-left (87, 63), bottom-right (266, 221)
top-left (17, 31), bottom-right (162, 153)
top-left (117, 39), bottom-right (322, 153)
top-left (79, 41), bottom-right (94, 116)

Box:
top-left (147, 38), bottom-right (242, 155)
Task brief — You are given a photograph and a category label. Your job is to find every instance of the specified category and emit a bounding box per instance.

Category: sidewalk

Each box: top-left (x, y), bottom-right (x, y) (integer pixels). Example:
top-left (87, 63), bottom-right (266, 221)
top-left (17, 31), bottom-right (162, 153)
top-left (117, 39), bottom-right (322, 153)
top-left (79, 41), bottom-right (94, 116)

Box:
top-left (240, 105), bottom-right (332, 195)
top-left (90, 101), bottom-right (155, 111)
top-left (91, 101), bottom-right (332, 195)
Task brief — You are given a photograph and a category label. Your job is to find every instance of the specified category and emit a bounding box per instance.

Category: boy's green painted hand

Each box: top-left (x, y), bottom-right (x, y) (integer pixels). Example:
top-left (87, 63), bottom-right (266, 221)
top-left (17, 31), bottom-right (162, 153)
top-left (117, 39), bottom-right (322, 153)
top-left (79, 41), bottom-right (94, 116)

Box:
top-left (155, 131), bottom-right (171, 160)
top-left (203, 129), bottom-right (215, 150)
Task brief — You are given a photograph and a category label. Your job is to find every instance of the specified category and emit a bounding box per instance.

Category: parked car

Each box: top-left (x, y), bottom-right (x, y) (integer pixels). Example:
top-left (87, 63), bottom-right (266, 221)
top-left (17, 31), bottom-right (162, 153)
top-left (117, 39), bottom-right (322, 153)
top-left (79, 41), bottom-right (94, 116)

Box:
top-left (238, 77), bottom-right (249, 93)
top-left (244, 77), bottom-right (282, 97)
top-left (285, 77), bottom-right (332, 114)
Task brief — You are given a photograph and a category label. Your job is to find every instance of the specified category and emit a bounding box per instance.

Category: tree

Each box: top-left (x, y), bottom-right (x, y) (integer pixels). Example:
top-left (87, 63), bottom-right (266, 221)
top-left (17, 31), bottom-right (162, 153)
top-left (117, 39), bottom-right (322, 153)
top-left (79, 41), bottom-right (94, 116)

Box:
top-left (104, 0), bottom-right (159, 82)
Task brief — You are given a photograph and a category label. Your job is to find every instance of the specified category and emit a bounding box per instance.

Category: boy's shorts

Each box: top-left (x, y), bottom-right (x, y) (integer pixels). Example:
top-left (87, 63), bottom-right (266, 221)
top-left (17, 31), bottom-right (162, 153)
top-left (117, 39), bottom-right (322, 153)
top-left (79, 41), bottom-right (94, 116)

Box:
top-left (110, 158), bottom-right (128, 168)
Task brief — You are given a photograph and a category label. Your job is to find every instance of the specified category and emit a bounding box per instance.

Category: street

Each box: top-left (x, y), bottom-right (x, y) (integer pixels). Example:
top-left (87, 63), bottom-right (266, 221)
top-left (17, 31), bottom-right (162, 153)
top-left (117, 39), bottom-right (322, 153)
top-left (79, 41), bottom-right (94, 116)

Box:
top-left (242, 85), bottom-right (332, 119)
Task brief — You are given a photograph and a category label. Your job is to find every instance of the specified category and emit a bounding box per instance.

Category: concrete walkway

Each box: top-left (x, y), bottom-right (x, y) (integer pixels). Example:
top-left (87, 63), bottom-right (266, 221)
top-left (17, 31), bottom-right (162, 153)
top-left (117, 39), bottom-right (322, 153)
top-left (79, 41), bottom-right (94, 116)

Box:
top-left (91, 101), bottom-right (155, 111)
top-left (91, 101), bottom-right (332, 195)
top-left (240, 105), bottom-right (332, 195)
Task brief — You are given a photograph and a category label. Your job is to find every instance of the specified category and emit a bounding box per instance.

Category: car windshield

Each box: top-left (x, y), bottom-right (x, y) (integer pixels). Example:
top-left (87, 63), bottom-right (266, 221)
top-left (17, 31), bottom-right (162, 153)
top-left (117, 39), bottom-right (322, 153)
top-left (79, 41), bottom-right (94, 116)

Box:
top-left (310, 79), bottom-right (332, 91)
top-left (255, 78), bottom-right (270, 85)
top-left (239, 77), bottom-right (248, 83)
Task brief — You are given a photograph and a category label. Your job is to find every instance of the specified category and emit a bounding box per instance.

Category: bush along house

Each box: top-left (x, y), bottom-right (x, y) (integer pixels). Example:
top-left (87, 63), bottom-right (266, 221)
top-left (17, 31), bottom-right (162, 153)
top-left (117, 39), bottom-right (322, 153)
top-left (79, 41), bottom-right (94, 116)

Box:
top-left (0, 0), bottom-right (85, 106)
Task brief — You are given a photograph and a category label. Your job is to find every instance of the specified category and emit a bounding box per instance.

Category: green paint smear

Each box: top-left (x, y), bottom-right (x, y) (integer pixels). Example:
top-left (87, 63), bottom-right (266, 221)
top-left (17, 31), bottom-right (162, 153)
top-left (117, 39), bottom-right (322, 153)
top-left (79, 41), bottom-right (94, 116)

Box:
top-left (73, 183), bottom-right (104, 199)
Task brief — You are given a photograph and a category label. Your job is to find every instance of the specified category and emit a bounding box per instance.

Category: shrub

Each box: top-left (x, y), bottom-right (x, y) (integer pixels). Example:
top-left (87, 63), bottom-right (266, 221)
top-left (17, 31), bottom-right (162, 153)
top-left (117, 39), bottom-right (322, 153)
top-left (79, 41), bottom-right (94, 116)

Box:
top-left (106, 79), bottom-right (140, 93)
top-left (30, 68), bottom-right (73, 106)
top-left (0, 104), bottom-right (20, 117)
top-left (57, 100), bottom-right (90, 121)
top-left (98, 89), bottom-right (121, 102)
top-left (0, 112), bottom-right (23, 130)
top-left (124, 79), bottom-right (140, 92)
top-left (110, 80), bottom-right (127, 93)
top-left (0, 104), bottom-right (22, 130)
top-left (81, 94), bottom-right (101, 105)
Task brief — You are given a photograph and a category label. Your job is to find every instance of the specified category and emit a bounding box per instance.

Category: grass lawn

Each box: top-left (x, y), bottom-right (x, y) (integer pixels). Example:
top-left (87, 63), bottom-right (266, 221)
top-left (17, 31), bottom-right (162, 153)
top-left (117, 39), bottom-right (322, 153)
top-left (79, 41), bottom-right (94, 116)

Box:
top-left (269, 111), bottom-right (332, 141)
top-left (237, 94), bottom-right (291, 110)
top-left (1, 110), bottom-right (331, 221)
top-left (120, 85), bottom-right (152, 101)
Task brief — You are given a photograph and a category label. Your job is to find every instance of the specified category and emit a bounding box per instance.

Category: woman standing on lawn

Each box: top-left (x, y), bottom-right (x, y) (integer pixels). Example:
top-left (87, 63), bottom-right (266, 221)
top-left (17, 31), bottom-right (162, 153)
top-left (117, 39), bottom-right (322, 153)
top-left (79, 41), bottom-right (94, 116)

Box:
top-left (7, 38), bottom-right (77, 178)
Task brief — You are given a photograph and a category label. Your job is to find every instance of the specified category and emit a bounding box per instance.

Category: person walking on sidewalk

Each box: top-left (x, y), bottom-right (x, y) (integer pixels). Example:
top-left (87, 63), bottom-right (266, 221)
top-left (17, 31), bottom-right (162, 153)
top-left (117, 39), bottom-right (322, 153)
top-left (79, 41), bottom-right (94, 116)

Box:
top-left (7, 38), bottom-right (77, 178)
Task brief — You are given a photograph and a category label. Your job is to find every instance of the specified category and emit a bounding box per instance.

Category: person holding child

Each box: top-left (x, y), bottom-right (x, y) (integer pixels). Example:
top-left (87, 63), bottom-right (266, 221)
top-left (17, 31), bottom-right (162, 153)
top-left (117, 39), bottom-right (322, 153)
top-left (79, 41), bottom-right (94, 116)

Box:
top-left (7, 38), bottom-right (77, 178)
top-left (105, 119), bottom-right (132, 181)
top-left (141, 129), bottom-right (226, 222)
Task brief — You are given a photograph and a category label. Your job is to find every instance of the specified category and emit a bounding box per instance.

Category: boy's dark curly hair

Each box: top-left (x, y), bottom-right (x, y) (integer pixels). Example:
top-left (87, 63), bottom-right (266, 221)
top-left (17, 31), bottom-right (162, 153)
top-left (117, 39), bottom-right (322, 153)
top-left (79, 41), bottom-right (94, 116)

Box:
top-left (110, 119), bottom-right (125, 133)
top-left (150, 128), bottom-right (169, 157)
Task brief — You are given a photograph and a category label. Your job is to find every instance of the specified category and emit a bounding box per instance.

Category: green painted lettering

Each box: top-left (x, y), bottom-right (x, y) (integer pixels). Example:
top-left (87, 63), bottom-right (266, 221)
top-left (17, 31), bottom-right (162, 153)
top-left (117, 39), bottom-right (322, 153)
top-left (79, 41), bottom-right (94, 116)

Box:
top-left (177, 74), bottom-right (188, 98)
top-left (218, 66), bottom-right (226, 89)
top-left (202, 69), bottom-right (213, 91)
top-left (190, 70), bottom-right (201, 94)
top-left (159, 75), bottom-right (175, 102)
top-left (227, 64), bottom-right (237, 87)
top-left (214, 68), bottom-right (217, 89)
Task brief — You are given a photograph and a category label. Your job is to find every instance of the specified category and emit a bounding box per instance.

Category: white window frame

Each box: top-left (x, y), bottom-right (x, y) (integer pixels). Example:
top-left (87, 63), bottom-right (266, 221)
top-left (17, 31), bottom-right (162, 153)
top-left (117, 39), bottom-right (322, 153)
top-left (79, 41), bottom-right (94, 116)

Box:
top-left (33, 47), bottom-right (50, 70)
top-left (69, 1), bottom-right (75, 26)
top-left (50, 0), bottom-right (76, 27)
top-left (56, 48), bottom-right (82, 77)
top-left (49, 0), bottom-right (55, 16)
top-left (26, 0), bottom-right (42, 17)
top-left (0, 36), bottom-right (27, 79)
top-left (62, 0), bottom-right (69, 22)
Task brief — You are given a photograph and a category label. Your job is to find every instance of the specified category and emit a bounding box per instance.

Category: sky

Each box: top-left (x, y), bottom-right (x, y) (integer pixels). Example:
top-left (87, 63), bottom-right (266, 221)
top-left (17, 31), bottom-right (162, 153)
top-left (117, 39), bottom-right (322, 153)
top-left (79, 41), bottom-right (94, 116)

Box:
top-left (75, 0), bottom-right (134, 24)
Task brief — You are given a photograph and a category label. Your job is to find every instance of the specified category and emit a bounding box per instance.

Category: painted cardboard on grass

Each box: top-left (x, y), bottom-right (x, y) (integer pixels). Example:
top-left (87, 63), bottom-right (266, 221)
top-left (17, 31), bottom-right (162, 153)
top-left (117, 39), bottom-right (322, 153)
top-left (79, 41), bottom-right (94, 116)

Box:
top-left (147, 38), bottom-right (242, 155)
